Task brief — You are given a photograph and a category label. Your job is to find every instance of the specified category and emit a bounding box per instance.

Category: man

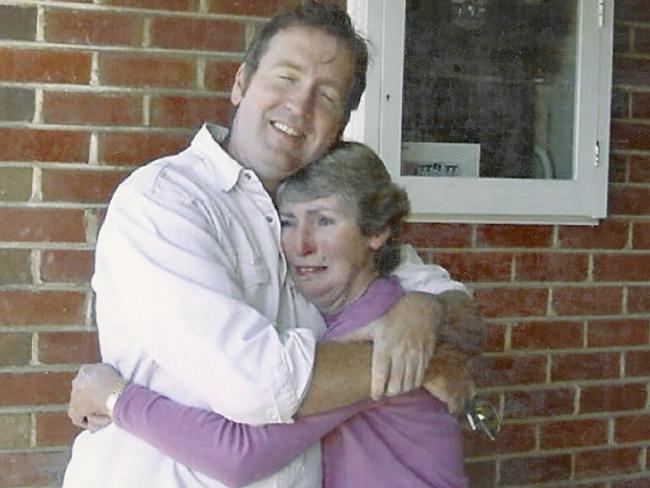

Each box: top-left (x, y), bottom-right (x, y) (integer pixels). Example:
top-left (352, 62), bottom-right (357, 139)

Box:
top-left (63, 3), bottom-right (483, 487)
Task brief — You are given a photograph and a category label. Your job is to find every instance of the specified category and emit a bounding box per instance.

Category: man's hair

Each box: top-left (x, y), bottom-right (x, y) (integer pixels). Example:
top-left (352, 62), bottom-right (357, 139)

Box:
top-left (243, 1), bottom-right (368, 125)
top-left (277, 141), bottom-right (410, 276)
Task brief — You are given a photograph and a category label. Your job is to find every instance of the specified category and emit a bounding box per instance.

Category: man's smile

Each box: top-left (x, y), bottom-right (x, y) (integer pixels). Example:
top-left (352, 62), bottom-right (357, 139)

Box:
top-left (271, 120), bottom-right (303, 138)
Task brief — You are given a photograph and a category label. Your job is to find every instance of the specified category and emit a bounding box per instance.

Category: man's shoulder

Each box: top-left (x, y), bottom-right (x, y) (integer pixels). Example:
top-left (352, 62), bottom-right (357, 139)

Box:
top-left (115, 145), bottom-right (223, 204)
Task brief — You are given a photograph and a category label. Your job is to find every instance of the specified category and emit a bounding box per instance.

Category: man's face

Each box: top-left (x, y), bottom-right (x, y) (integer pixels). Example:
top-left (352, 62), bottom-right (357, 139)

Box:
top-left (227, 26), bottom-right (355, 190)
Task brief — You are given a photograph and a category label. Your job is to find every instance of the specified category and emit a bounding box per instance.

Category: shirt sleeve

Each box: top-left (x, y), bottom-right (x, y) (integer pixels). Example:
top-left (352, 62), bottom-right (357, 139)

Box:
top-left (392, 245), bottom-right (468, 296)
top-left (113, 383), bottom-right (365, 488)
top-left (94, 181), bottom-right (316, 425)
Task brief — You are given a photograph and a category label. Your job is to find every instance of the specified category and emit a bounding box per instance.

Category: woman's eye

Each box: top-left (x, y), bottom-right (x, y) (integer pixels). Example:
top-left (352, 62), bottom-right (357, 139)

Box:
top-left (279, 218), bottom-right (294, 227)
top-left (317, 216), bottom-right (334, 226)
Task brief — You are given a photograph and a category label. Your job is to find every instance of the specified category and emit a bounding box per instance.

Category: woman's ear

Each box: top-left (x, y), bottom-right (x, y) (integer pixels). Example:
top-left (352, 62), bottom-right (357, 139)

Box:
top-left (369, 226), bottom-right (391, 251)
top-left (230, 63), bottom-right (248, 106)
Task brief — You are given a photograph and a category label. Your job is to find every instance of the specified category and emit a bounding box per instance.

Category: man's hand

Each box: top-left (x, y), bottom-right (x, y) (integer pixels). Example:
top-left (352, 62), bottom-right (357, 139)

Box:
top-left (423, 344), bottom-right (476, 414)
top-left (343, 292), bottom-right (443, 399)
top-left (68, 363), bottom-right (123, 432)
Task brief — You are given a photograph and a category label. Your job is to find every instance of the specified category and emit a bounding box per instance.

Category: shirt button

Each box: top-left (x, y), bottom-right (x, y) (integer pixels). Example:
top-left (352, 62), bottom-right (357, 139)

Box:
top-left (266, 216), bottom-right (273, 223)
top-left (244, 172), bottom-right (252, 180)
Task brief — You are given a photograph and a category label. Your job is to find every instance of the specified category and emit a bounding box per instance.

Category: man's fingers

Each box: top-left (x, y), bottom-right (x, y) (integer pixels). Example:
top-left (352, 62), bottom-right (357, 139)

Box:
top-left (371, 348), bottom-right (389, 400)
top-left (386, 353), bottom-right (405, 396)
top-left (402, 355), bottom-right (417, 392)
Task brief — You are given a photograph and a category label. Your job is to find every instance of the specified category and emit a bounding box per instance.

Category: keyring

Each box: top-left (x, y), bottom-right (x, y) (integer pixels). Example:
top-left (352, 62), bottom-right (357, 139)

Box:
top-left (464, 398), bottom-right (501, 440)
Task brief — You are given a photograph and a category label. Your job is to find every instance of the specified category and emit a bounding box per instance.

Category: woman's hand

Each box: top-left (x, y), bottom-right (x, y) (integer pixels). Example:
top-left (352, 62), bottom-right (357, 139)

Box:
top-left (68, 363), bottom-right (124, 432)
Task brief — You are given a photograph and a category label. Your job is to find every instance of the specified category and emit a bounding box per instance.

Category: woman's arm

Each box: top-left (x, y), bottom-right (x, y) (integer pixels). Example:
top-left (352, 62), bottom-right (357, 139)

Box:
top-left (69, 363), bottom-right (365, 488)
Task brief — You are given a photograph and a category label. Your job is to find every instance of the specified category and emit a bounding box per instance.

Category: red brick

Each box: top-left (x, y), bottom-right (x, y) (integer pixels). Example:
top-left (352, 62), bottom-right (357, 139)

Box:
top-left (515, 252), bottom-right (588, 282)
top-left (42, 168), bottom-right (129, 203)
top-left (473, 354), bottom-right (546, 388)
top-left (628, 286), bottom-right (650, 313)
top-left (626, 350), bottom-right (650, 377)
top-left (0, 128), bottom-right (89, 162)
top-left (45, 9), bottom-right (142, 46)
top-left (463, 460), bottom-right (495, 488)
top-left (612, 87), bottom-right (630, 119)
top-left (609, 185), bottom-right (650, 216)
top-left (0, 48), bottom-right (91, 83)
top-left (553, 286), bottom-right (623, 316)
top-left (587, 319), bottom-right (649, 347)
top-left (613, 57), bottom-right (650, 87)
top-left (403, 222), bottom-right (471, 248)
top-left (616, 1), bottom-right (650, 23)
top-left (462, 423), bottom-right (535, 457)
top-left (615, 23), bottom-right (631, 55)
top-left (99, 131), bottom-right (189, 165)
top-left (104, 0), bottom-right (197, 10)
top-left (0, 208), bottom-right (85, 242)
top-left (615, 413), bottom-right (650, 443)
top-left (0, 371), bottom-right (74, 406)
top-left (612, 478), bottom-right (650, 488)
top-left (43, 92), bottom-right (142, 126)
top-left (609, 153), bottom-right (628, 183)
top-left (473, 287), bottom-right (547, 318)
top-left (485, 323), bottom-right (505, 352)
top-left (540, 418), bottom-right (608, 449)
top-left (575, 447), bottom-right (641, 479)
top-left (629, 156), bottom-right (650, 183)
top-left (580, 383), bottom-right (647, 413)
top-left (0, 249), bottom-right (31, 284)
top-left (504, 388), bottom-right (574, 418)
top-left (558, 220), bottom-right (628, 249)
top-left (39, 331), bottom-right (99, 364)
top-left (0, 167), bottom-right (32, 201)
top-left (209, 0), bottom-right (298, 16)
top-left (500, 454), bottom-right (571, 485)
top-left (0, 451), bottom-right (69, 487)
top-left (631, 92), bottom-right (650, 118)
top-left (0, 291), bottom-right (86, 326)
top-left (36, 411), bottom-right (82, 447)
top-left (632, 222), bottom-right (650, 248)
top-left (429, 252), bottom-right (511, 283)
top-left (594, 254), bottom-right (650, 281)
top-left (511, 321), bottom-right (583, 350)
top-left (151, 18), bottom-right (245, 51)
top-left (99, 53), bottom-right (194, 89)
top-left (0, 333), bottom-right (31, 366)
top-left (205, 60), bottom-right (241, 92)
top-left (41, 249), bottom-right (94, 284)
top-left (151, 96), bottom-right (231, 128)
top-left (476, 224), bottom-right (552, 248)
top-left (551, 352), bottom-right (620, 382)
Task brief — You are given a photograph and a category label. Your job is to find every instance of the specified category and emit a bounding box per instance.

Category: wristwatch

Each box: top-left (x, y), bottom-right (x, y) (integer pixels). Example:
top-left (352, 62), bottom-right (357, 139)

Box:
top-left (105, 379), bottom-right (129, 417)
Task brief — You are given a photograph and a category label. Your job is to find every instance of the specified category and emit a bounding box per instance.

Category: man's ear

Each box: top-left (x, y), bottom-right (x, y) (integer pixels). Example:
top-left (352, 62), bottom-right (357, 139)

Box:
top-left (369, 226), bottom-right (391, 251)
top-left (230, 63), bottom-right (248, 106)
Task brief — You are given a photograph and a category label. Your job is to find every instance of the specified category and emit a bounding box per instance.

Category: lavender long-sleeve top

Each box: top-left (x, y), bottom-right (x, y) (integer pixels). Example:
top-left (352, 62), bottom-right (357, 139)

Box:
top-left (113, 278), bottom-right (468, 487)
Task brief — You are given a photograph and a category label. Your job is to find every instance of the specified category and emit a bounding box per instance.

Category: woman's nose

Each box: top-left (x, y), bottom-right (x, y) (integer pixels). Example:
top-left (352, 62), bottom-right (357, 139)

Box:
top-left (298, 228), bottom-right (316, 256)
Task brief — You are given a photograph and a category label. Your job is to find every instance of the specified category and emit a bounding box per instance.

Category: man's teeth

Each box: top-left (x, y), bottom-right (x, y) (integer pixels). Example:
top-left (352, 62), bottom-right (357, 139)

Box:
top-left (273, 121), bottom-right (300, 137)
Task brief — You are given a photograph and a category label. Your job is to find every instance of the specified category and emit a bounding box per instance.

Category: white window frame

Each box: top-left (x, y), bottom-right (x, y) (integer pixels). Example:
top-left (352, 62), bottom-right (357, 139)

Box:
top-left (345, 0), bottom-right (614, 225)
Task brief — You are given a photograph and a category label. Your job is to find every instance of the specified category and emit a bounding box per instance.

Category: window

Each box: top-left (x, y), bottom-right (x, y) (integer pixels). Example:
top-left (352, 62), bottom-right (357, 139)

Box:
top-left (345, 0), bottom-right (614, 224)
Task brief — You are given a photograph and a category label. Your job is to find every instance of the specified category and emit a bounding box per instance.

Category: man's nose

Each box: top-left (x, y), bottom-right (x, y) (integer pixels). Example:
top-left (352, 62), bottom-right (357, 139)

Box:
top-left (286, 84), bottom-right (315, 118)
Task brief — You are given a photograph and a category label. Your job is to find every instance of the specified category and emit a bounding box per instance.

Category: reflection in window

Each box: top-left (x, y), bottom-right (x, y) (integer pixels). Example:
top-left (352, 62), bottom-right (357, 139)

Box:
top-left (401, 0), bottom-right (577, 179)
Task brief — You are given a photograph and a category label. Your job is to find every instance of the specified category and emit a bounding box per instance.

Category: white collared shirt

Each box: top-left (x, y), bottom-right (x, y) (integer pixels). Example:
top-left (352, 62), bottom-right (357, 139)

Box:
top-left (63, 124), bottom-right (466, 488)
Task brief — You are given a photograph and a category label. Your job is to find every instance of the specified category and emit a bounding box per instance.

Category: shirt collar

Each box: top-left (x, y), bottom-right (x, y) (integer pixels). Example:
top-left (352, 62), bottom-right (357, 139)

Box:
top-left (190, 123), bottom-right (246, 192)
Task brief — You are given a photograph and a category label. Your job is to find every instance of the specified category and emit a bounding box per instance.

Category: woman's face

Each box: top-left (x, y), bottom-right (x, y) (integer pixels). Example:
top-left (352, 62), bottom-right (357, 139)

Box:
top-left (279, 194), bottom-right (386, 315)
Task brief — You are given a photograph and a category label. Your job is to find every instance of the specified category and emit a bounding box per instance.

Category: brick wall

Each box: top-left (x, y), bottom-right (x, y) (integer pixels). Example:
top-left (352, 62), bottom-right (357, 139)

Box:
top-left (0, 0), bottom-right (647, 487)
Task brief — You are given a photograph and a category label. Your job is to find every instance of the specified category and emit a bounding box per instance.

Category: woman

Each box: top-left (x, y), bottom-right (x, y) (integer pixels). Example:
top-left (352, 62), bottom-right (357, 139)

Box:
top-left (70, 142), bottom-right (469, 487)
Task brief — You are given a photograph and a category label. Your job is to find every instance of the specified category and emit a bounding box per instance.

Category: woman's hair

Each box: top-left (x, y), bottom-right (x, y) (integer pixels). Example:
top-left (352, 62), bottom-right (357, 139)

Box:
top-left (277, 141), bottom-right (410, 275)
